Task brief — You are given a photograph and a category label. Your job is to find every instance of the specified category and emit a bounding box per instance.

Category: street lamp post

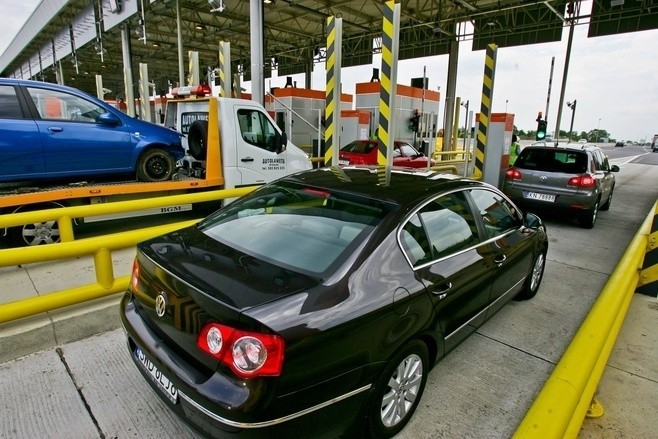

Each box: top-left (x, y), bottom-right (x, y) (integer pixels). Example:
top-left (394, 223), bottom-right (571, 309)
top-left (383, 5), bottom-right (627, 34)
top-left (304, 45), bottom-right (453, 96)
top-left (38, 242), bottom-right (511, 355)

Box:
top-left (566, 100), bottom-right (577, 142)
top-left (595, 117), bottom-right (601, 143)
top-left (461, 99), bottom-right (469, 149)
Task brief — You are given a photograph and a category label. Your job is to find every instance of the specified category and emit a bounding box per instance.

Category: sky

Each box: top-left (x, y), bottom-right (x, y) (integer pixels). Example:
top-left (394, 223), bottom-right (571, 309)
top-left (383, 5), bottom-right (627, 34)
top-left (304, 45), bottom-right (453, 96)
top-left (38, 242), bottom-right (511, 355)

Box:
top-left (2, 0), bottom-right (657, 142)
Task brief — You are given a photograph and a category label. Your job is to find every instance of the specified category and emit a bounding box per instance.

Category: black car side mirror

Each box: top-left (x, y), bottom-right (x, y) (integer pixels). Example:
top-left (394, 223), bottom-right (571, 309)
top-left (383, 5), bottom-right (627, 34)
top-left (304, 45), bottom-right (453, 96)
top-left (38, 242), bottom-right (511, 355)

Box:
top-left (610, 165), bottom-right (620, 172)
top-left (524, 212), bottom-right (543, 229)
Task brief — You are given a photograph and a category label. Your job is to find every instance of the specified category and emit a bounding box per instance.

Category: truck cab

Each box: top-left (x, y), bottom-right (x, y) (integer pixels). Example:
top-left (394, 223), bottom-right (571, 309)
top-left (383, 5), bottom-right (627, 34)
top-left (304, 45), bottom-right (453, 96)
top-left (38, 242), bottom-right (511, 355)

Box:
top-left (164, 86), bottom-right (311, 189)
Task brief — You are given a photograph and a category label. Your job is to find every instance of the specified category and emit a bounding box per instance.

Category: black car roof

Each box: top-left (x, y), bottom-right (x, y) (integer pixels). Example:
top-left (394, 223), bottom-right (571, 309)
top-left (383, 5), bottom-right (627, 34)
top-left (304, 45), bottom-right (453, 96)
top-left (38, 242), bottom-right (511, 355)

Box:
top-left (282, 166), bottom-right (486, 207)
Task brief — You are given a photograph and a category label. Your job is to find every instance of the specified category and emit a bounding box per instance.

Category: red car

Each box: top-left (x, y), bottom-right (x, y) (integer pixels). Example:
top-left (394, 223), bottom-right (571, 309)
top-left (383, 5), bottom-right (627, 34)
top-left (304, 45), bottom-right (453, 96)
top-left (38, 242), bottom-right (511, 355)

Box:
top-left (339, 140), bottom-right (435, 168)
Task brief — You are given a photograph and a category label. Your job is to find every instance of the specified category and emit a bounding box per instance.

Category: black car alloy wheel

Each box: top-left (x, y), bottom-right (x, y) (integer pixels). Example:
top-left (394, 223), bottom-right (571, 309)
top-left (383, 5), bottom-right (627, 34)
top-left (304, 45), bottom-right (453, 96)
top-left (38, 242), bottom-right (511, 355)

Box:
top-left (367, 339), bottom-right (429, 438)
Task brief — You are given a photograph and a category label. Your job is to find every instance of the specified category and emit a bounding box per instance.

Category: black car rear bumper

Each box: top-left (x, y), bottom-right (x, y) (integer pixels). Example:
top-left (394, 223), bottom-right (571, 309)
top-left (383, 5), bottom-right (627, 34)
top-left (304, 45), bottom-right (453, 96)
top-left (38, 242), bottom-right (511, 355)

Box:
top-left (120, 292), bottom-right (371, 438)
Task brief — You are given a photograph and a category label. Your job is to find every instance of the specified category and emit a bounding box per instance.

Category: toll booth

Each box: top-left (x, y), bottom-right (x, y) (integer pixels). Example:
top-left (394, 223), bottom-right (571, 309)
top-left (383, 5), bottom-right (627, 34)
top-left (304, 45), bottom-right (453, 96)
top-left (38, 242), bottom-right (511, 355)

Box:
top-left (267, 87), bottom-right (352, 154)
top-left (476, 112), bottom-right (514, 188)
top-left (341, 110), bottom-right (371, 145)
top-left (354, 81), bottom-right (440, 145)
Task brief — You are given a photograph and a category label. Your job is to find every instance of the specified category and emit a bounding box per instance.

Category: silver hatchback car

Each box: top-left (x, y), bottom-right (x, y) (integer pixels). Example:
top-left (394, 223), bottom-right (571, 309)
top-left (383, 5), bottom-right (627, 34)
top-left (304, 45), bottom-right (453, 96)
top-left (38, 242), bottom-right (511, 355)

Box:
top-left (503, 144), bottom-right (619, 228)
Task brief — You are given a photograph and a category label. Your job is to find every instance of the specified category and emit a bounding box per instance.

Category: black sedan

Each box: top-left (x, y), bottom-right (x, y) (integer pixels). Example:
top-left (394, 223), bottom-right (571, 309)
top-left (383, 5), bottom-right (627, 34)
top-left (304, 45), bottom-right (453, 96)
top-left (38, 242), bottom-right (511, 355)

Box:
top-left (120, 166), bottom-right (548, 438)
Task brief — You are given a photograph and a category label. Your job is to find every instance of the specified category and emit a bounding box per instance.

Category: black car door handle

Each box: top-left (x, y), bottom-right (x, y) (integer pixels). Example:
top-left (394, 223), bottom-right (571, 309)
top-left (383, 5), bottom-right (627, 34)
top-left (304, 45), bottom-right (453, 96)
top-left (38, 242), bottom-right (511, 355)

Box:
top-left (48, 127), bottom-right (63, 133)
top-left (241, 157), bottom-right (254, 162)
top-left (431, 282), bottom-right (452, 299)
top-left (494, 254), bottom-right (507, 265)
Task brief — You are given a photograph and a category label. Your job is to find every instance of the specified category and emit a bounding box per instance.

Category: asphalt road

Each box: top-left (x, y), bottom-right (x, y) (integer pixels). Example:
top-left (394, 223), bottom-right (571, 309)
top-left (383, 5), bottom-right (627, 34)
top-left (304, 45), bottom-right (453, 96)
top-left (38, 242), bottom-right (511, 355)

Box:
top-left (0, 152), bottom-right (656, 438)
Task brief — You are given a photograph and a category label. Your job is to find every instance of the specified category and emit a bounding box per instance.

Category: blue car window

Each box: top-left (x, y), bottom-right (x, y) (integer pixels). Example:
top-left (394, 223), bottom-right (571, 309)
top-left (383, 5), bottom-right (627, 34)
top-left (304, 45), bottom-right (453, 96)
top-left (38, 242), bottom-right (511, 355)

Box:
top-left (0, 85), bottom-right (23, 119)
top-left (26, 87), bottom-right (105, 123)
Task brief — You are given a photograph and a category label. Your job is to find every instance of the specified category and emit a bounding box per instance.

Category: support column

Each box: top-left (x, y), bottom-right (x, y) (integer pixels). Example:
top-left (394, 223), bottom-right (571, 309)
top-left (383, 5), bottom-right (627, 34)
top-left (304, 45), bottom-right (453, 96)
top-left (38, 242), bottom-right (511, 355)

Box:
top-left (376, 0), bottom-right (400, 175)
top-left (176, 0), bottom-right (184, 87)
top-left (121, 24), bottom-right (135, 117)
top-left (250, 0), bottom-right (265, 105)
top-left (323, 16), bottom-right (342, 167)
top-left (139, 63), bottom-right (152, 122)
top-left (218, 41), bottom-right (231, 97)
top-left (442, 36), bottom-right (459, 151)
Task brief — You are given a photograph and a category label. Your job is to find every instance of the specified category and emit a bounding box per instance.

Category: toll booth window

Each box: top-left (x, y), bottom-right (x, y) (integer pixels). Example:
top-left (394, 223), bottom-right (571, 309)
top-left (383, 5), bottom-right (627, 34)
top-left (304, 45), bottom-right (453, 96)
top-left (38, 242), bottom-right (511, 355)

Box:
top-left (469, 189), bottom-right (520, 239)
top-left (26, 87), bottom-right (105, 123)
top-left (0, 85), bottom-right (23, 119)
top-left (237, 109), bottom-right (278, 151)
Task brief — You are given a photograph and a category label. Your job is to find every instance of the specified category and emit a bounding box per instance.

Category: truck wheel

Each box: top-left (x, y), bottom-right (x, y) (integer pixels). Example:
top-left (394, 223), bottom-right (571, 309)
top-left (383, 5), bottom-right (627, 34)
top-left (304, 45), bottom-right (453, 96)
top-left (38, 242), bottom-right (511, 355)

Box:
top-left (136, 148), bottom-right (175, 182)
top-left (188, 120), bottom-right (208, 160)
top-left (8, 204), bottom-right (62, 247)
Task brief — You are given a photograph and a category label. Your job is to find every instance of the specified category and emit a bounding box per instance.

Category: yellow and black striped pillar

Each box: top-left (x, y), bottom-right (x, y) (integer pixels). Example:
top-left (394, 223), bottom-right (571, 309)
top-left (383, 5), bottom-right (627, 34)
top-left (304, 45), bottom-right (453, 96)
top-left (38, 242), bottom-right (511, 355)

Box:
top-left (188, 51), bottom-right (199, 86)
top-left (324, 16), bottom-right (342, 167)
top-left (376, 0), bottom-right (400, 171)
top-left (638, 204), bottom-right (658, 297)
top-left (218, 41), bottom-right (229, 97)
top-left (474, 44), bottom-right (497, 180)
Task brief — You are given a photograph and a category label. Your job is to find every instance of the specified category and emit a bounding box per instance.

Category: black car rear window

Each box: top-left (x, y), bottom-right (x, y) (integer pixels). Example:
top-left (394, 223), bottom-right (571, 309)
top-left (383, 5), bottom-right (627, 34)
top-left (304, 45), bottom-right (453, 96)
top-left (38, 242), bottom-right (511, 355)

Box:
top-left (199, 182), bottom-right (395, 275)
top-left (515, 148), bottom-right (587, 173)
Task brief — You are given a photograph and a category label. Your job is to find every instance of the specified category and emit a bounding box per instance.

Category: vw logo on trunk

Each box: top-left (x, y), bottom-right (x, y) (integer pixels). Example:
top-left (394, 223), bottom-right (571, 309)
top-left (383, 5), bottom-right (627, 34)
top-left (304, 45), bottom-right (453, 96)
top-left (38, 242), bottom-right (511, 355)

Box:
top-left (155, 292), bottom-right (168, 318)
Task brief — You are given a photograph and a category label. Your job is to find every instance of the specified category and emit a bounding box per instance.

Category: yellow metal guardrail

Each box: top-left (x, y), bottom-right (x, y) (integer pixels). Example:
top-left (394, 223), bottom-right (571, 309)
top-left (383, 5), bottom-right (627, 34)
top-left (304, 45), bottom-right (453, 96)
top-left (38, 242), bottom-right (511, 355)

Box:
top-left (0, 186), bottom-right (255, 242)
top-left (514, 200), bottom-right (657, 438)
top-left (0, 187), bottom-right (256, 324)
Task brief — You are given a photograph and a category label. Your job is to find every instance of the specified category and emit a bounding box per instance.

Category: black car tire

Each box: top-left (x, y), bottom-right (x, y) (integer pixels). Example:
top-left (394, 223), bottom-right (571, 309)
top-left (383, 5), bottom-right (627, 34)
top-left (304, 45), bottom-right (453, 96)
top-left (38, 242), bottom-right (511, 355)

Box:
top-left (136, 148), bottom-right (175, 182)
top-left (515, 248), bottom-right (546, 301)
top-left (580, 198), bottom-right (599, 229)
top-left (600, 187), bottom-right (614, 211)
top-left (188, 120), bottom-right (208, 160)
top-left (367, 340), bottom-right (429, 438)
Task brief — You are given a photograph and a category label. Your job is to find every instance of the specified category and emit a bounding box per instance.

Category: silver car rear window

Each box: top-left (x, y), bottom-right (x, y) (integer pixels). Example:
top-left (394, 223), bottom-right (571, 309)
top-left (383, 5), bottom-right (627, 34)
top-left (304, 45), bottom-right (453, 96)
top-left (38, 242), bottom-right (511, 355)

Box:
top-left (515, 148), bottom-right (587, 174)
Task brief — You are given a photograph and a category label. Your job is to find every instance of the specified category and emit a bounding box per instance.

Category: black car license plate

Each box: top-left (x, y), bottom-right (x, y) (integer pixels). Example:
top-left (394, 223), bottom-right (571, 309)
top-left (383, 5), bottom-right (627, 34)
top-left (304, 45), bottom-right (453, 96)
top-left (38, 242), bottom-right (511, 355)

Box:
top-left (135, 346), bottom-right (179, 404)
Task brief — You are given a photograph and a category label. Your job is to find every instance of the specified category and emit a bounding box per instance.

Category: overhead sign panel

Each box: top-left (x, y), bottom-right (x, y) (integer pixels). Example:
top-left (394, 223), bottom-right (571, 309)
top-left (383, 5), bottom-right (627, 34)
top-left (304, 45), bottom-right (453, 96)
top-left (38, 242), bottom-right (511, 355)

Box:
top-left (103, 0), bottom-right (139, 32)
top-left (72, 4), bottom-right (98, 48)
top-left (472, 4), bottom-right (565, 51)
top-left (588, 0), bottom-right (658, 37)
top-left (53, 27), bottom-right (71, 61)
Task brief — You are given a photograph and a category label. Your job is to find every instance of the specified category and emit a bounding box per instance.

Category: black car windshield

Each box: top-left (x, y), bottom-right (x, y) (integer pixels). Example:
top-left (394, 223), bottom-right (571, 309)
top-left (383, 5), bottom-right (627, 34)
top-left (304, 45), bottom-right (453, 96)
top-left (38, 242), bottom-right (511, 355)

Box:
top-left (198, 182), bottom-right (395, 275)
top-left (515, 148), bottom-right (588, 173)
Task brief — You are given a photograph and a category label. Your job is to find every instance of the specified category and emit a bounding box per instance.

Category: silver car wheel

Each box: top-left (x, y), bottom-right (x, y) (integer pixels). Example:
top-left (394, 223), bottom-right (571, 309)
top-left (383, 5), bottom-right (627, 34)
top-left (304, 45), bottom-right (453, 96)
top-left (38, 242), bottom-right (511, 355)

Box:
top-left (380, 353), bottom-right (424, 428)
top-left (530, 252), bottom-right (545, 292)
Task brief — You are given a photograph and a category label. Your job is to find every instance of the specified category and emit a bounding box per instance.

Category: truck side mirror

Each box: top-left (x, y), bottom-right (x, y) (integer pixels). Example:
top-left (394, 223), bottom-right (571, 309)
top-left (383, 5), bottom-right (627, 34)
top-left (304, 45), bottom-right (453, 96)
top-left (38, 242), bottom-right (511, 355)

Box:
top-left (277, 131), bottom-right (288, 153)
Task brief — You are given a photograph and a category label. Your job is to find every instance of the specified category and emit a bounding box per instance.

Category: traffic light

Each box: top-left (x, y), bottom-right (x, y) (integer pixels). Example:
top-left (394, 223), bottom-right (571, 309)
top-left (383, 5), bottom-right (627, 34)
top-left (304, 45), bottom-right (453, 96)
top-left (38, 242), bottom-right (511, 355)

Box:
top-left (408, 112), bottom-right (420, 132)
top-left (536, 111), bottom-right (547, 140)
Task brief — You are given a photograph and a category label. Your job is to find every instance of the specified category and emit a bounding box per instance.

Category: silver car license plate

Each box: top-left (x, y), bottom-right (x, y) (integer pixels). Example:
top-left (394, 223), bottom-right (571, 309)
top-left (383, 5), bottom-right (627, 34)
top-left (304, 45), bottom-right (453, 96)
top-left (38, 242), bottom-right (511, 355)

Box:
top-left (526, 192), bottom-right (556, 202)
top-left (135, 347), bottom-right (178, 403)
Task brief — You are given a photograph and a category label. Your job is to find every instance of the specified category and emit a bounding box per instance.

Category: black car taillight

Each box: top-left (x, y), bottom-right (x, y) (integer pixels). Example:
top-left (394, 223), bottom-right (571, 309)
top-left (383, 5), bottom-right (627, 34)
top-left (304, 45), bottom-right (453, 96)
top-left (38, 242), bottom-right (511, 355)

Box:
top-left (197, 323), bottom-right (285, 378)
top-left (130, 258), bottom-right (140, 293)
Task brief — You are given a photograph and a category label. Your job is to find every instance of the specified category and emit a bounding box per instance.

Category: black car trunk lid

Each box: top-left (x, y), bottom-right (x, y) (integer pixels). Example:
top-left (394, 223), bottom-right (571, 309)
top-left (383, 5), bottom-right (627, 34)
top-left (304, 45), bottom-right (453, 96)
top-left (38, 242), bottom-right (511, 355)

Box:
top-left (131, 225), bottom-right (318, 370)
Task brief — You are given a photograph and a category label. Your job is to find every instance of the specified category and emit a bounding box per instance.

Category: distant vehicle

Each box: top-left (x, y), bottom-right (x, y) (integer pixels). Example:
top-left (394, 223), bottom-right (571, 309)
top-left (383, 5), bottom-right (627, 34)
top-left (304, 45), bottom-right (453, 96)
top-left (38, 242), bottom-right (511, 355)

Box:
top-left (615, 141), bottom-right (625, 147)
top-left (339, 139), bottom-right (435, 168)
top-left (0, 78), bottom-right (185, 183)
top-left (578, 139), bottom-right (587, 144)
top-left (121, 166), bottom-right (548, 438)
top-left (504, 144), bottom-right (619, 228)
